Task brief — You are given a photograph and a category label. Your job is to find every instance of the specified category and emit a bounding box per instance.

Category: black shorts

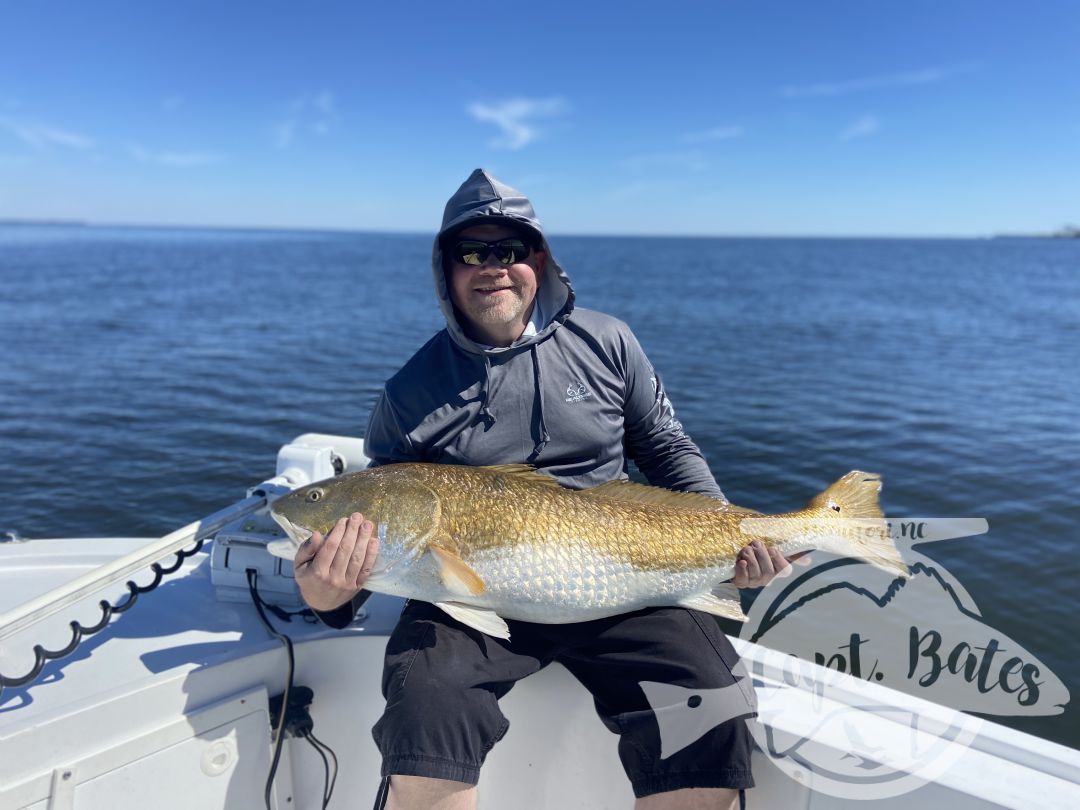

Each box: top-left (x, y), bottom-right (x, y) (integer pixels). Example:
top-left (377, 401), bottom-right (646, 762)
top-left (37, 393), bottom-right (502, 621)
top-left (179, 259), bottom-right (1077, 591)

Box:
top-left (372, 600), bottom-right (756, 798)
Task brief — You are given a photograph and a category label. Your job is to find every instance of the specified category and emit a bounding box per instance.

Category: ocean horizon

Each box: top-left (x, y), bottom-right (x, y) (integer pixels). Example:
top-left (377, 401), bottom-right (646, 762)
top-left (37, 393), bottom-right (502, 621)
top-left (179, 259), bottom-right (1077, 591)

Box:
top-left (3, 218), bottom-right (1069, 241)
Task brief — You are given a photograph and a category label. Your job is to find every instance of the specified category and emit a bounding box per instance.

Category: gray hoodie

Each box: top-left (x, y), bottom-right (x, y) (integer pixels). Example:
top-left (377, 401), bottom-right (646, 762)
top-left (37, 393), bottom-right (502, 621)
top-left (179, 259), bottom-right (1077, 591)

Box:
top-left (364, 168), bottom-right (725, 499)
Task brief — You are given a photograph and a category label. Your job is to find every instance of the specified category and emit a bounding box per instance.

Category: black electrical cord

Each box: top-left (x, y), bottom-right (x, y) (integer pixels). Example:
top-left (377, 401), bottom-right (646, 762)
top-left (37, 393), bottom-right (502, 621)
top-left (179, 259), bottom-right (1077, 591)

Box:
top-left (302, 730), bottom-right (334, 809)
top-left (246, 568), bottom-right (295, 810)
top-left (305, 728), bottom-right (339, 808)
top-left (309, 729), bottom-right (339, 805)
top-left (303, 730), bottom-right (331, 808)
top-left (264, 602), bottom-right (318, 624)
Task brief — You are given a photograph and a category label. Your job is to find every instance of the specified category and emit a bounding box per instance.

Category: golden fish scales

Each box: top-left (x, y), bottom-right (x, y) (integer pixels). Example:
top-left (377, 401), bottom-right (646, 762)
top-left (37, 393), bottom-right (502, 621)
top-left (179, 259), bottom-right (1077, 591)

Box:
top-left (367, 463), bottom-right (873, 573)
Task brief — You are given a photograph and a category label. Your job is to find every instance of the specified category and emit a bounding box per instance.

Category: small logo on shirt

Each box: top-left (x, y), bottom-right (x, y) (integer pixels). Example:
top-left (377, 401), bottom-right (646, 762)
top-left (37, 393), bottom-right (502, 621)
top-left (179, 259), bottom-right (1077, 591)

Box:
top-left (565, 382), bottom-right (592, 403)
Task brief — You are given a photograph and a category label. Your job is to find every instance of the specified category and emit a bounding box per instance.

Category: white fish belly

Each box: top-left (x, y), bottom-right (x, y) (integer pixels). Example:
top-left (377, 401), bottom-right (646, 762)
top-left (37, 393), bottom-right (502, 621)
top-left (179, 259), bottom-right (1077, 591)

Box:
top-left (451, 541), bottom-right (735, 623)
top-left (364, 532), bottom-right (738, 623)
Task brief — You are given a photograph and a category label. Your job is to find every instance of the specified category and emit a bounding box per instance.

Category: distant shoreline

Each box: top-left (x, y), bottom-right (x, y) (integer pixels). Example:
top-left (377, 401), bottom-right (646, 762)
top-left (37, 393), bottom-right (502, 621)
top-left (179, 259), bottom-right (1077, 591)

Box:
top-left (0, 218), bottom-right (89, 227)
top-left (993, 226), bottom-right (1080, 240)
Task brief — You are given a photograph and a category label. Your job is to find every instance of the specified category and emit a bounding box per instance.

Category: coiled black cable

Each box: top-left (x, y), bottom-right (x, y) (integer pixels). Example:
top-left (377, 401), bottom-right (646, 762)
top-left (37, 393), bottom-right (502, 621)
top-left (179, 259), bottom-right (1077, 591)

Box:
top-left (0, 537), bottom-right (206, 699)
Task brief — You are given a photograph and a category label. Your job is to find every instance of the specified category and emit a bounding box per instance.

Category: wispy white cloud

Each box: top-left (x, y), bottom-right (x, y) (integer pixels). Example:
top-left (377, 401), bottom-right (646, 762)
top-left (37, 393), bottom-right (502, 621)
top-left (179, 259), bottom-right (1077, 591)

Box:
top-left (130, 145), bottom-right (220, 167)
top-left (681, 125), bottom-right (744, 144)
top-left (840, 114), bottom-right (881, 141)
top-left (621, 150), bottom-right (709, 173)
top-left (781, 63), bottom-right (978, 98)
top-left (274, 90), bottom-right (337, 148)
top-left (468, 97), bottom-right (570, 150)
top-left (0, 116), bottom-right (94, 150)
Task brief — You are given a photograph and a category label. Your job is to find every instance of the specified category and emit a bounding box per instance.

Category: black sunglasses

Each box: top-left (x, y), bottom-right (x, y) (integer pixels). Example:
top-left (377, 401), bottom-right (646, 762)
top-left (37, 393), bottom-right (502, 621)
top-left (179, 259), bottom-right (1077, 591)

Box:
top-left (451, 238), bottom-right (532, 266)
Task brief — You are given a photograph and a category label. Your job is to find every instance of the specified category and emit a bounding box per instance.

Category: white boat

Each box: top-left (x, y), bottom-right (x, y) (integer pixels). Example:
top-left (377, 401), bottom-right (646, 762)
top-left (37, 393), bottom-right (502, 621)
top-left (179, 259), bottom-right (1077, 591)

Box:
top-left (2, 434), bottom-right (1079, 809)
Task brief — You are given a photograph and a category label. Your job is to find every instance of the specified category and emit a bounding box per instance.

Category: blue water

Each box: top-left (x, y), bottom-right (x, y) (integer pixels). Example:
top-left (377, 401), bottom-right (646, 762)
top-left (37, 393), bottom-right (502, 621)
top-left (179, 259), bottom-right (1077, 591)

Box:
top-left (2, 225), bottom-right (1078, 748)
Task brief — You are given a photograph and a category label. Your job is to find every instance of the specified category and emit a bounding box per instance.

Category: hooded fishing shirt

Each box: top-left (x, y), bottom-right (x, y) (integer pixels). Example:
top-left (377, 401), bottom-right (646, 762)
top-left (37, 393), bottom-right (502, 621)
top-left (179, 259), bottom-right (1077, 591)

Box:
top-left (364, 168), bottom-right (725, 500)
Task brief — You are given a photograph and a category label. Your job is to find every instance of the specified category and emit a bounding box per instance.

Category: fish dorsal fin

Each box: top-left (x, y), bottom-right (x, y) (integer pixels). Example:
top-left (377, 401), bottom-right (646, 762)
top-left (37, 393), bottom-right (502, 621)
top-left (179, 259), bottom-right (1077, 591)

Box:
top-left (481, 464), bottom-right (565, 490)
top-left (430, 544), bottom-right (487, 596)
top-left (581, 480), bottom-right (733, 511)
top-left (435, 601), bottom-right (511, 639)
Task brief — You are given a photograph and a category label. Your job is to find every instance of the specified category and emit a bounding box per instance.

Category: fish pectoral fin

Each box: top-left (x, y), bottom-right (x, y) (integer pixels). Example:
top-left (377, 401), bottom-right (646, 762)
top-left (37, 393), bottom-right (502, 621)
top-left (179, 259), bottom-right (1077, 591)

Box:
top-left (679, 588), bottom-right (747, 623)
top-left (429, 544), bottom-right (487, 596)
top-left (435, 601), bottom-right (511, 640)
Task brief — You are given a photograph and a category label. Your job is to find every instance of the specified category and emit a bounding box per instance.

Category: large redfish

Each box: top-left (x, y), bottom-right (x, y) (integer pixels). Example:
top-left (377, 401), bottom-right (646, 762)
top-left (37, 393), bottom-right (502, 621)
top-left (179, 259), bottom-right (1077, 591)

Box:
top-left (269, 464), bottom-right (908, 639)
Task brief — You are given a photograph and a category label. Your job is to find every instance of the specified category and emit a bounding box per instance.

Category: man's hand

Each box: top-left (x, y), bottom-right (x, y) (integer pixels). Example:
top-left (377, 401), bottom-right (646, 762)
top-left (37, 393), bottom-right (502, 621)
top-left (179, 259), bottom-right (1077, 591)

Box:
top-left (293, 512), bottom-right (380, 612)
top-left (732, 541), bottom-right (810, 588)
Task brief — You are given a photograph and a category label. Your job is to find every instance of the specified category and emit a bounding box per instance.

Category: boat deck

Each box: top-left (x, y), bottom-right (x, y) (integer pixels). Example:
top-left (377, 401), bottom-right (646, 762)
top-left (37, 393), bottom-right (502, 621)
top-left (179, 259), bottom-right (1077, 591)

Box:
top-left (3, 535), bottom-right (1079, 809)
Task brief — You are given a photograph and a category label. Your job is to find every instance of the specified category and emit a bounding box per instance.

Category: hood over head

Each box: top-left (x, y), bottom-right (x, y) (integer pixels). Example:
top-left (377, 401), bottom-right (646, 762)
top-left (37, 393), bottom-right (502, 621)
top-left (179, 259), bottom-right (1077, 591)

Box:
top-left (433, 168), bottom-right (574, 354)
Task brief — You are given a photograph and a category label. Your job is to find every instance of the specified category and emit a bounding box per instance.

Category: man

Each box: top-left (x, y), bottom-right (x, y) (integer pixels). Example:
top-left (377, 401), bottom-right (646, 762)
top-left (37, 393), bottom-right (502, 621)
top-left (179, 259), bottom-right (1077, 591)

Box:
top-left (295, 169), bottom-right (793, 810)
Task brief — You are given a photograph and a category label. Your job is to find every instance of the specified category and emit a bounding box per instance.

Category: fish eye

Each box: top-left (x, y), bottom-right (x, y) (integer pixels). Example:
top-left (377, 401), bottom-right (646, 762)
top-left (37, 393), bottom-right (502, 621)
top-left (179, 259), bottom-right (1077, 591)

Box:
top-left (306, 488), bottom-right (324, 503)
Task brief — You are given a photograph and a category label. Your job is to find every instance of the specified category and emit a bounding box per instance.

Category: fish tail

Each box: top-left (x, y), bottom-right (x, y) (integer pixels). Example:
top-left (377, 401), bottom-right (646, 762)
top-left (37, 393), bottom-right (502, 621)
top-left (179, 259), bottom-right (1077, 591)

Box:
top-left (810, 471), bottom-right (909, 579)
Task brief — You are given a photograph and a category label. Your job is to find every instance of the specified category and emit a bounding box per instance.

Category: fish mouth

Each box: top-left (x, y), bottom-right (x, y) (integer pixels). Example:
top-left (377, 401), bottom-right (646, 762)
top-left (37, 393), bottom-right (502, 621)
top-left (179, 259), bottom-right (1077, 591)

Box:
top-left (270, 510), bottom-right (314, 545)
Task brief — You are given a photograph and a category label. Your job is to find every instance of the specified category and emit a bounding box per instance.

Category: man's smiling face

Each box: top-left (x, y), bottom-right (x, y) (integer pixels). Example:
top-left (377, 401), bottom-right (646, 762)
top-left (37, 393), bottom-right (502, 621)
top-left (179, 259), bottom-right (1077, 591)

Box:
top-left (446, 223), bottom-right (546, 347)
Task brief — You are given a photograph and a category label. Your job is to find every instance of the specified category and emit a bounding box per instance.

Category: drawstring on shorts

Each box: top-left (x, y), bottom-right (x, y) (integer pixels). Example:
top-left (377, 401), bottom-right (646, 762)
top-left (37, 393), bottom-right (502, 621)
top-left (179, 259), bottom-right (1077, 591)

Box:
top-left (372, 775), bottom-right (391, 810)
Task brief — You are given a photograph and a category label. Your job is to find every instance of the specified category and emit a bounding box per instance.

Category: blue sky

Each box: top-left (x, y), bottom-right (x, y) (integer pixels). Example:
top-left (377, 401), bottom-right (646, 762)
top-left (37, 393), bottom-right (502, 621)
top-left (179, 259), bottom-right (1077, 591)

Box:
top-left (1, 1), bottom-right (1077, 236)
